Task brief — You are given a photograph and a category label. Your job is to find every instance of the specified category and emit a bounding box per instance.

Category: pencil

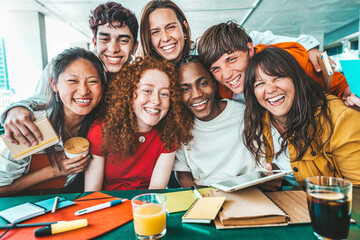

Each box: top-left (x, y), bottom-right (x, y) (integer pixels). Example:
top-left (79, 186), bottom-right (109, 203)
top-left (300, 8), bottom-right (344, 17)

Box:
top-left (51, 196), bottom-right (58, 214)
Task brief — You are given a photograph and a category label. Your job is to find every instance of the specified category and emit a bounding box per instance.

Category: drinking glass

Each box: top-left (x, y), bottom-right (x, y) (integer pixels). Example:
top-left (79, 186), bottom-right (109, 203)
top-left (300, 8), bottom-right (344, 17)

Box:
top-left (305, 176), bottom-right (352, 240)
top-left (132, 193), bottom-right (167, 239)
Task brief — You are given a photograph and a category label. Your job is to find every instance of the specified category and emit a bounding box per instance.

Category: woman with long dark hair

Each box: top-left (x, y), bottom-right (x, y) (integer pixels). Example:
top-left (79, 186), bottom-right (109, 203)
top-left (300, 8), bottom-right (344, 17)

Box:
top-left (243, 47), bottom-right (360, 186)
top-left (0, 47), bottom-right (106, 196)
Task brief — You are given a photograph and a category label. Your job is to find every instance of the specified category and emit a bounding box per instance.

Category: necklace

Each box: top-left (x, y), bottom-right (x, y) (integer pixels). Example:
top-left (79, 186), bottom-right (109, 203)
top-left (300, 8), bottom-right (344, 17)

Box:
top-left (272, 116), bottom-right (287, 133)
top-left (139, 135), bottom-right (146, 143)
top-left (64, 127), bottom-right (79, 139)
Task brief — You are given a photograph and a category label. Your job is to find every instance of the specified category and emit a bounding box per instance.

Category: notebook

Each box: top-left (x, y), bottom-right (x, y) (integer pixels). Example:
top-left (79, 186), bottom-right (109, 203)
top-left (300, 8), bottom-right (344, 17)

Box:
top-left (318, 51), bottom-right (333, 90)
top-left (340, 59), bottom-right (360, 97)
top-left (0, 117), bottom-right (59, 160)
top-left (182, 196), bottom-right (226, 224)
top-left (0, 192), bottom-right (133, 240)
top-left (209, 188), bottom-right (310, 229)
top-left (163, 188), bottom-right (212, 213)
top-left (0, 202), bottom-right (44, 224)
top-left (0, 197), bottom-right (75, 224)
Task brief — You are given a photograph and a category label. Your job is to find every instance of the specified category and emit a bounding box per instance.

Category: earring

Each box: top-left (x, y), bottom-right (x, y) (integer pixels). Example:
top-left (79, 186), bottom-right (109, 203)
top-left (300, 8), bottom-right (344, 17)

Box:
top-left (184, 34), bottom-right (187, 41)
top-left (55, 92), bottom-right (59, 102)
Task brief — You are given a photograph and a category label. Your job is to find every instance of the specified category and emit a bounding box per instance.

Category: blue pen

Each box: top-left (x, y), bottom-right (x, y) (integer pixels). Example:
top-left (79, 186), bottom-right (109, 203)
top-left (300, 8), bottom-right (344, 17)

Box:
top-left (74, 199), bottom-right (127, 216)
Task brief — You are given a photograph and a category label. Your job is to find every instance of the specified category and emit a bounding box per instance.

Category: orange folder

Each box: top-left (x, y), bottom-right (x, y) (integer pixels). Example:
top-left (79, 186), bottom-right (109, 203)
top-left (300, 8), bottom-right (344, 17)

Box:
top-left (0, 192), bottom-right (133, 240)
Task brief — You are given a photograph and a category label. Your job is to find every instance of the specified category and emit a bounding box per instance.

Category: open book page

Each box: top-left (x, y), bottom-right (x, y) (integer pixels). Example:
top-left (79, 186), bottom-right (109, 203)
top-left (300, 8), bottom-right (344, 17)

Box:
top-left (209, 188), bottom-right (288, 226)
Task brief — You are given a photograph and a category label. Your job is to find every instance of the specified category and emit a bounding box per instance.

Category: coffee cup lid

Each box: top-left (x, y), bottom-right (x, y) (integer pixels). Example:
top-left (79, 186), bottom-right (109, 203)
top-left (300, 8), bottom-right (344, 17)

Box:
top-left (64, 137), bottom-right (89, 154)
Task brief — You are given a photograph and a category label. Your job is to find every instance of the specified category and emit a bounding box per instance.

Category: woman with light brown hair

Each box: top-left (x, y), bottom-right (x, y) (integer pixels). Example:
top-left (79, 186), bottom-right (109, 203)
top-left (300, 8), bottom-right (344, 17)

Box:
top-left (84, 56), bottom-right (193, 191)
top-left (140, 0), bottom-right (192, 63)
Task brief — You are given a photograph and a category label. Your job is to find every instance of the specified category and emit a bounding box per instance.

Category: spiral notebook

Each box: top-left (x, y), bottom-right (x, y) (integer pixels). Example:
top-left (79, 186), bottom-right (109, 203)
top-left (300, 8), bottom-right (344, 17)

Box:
top-left (209, 188), bottom-right (310, 229)
top-left (182, 196), bottom-right (226, 224)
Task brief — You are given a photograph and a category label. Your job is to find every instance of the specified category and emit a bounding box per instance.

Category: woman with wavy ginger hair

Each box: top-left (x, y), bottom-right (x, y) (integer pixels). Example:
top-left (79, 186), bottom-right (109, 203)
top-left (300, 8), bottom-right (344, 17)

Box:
top-left (85, 56), bottom-right (193, 191)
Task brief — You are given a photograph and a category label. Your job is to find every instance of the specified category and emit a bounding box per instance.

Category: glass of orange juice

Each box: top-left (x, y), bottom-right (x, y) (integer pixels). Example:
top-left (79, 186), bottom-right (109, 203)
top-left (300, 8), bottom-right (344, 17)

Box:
top-left (132, 193), bottom-right (167, 239)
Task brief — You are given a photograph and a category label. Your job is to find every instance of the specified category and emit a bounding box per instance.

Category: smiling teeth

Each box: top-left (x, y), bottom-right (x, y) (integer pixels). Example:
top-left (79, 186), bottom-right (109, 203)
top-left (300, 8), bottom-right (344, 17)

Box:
top-left (75, 99), bottom-right (90, 103)
top-left (192, 99), bottom-right (208, 107)
top-left (229, 75), bottom-right (241, 86)
top-left (107, 56), bottom-right (121, 61)
top-left (162, 44), bottom-right (175, 50)
top-left (145, 108), bottom-right (159, 114)
top-left (268, 94), bottom-right (285, 104)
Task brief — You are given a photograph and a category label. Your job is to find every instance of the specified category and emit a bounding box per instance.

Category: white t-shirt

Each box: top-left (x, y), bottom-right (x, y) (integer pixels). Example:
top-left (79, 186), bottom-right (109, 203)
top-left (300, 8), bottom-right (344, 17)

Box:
top-left (270, 124), bottom-right (298, 186)
top-left (173, 99), bottom-right (261, 186)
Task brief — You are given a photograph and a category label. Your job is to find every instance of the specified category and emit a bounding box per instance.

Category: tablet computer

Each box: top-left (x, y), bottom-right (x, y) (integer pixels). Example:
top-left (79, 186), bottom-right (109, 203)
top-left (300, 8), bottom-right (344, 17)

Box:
top-left (210, 170), bottom-right (293, 192)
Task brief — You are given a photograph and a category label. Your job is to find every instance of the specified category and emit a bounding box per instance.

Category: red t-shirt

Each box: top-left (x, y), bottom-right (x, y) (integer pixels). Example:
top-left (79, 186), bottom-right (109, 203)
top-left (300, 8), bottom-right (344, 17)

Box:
top-left (87, 122), bottom-right (174, 191)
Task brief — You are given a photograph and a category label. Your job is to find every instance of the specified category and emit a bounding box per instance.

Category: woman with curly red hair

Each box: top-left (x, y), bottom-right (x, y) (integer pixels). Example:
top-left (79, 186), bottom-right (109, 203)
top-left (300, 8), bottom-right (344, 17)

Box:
top-left (84, 56), bottom-right (193, 190)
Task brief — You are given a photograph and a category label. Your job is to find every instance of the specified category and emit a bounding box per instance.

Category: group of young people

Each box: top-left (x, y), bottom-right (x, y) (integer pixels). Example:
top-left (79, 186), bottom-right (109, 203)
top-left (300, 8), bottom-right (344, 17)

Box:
top-left (0, 0), bottom-right (359, 196)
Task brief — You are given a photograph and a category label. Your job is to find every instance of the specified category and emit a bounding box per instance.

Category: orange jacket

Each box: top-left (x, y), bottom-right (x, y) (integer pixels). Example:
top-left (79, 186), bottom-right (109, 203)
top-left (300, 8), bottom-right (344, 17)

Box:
top-left (218, 42), bottom-right (348, 99)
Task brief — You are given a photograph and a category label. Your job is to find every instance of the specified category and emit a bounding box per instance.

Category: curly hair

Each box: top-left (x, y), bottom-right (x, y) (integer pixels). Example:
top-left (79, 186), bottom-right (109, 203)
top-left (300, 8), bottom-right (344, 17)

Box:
top-left (101, 56), bottom-right (193, 158)
top-left (243, 47), bottom-right (333, 164)
top-left (89, 2), bottom-right (138, 46)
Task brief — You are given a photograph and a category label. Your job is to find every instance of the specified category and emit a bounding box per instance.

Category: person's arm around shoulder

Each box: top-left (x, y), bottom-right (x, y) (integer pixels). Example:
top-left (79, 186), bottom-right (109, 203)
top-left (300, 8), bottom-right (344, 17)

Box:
top-left (84, 155), bottom-right (105, 192)
top-left (1, 63), bottom-right (52, 146)
top-left (344, 92), bottom-right (360, 111)
top-left (249, 30), bottom-right (333, 73)
top-left (149, 152), bottom-right (176, 189)
top-left (249, 30), bottom-right (320, 51)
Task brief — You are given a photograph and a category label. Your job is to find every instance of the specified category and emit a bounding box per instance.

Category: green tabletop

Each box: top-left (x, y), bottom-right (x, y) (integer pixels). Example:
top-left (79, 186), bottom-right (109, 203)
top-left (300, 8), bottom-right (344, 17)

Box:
top-left (0, 187), bottom-right (359, 239)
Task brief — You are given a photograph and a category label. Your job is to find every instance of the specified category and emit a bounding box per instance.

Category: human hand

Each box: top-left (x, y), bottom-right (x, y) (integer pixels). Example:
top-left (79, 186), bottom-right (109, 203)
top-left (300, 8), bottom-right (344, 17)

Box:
top-left (307, 48), bottom-right (336, 72)
top-left (3, 107), bottom-right (43, 146)
top-left (54, 153), bottom-right (91, 177)
top-left (344, 93), bottom-right (360, 110)
top-left (257, 163), bottom-right (283, 191)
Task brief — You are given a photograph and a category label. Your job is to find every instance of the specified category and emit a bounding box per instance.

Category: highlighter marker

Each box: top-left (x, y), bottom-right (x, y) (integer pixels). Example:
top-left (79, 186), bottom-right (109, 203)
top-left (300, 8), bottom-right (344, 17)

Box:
top-left (34, 219), bottom-right (88, 237)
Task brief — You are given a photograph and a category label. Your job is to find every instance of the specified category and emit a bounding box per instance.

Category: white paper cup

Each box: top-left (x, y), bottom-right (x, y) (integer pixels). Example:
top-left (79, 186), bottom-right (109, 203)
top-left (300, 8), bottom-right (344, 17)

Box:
top-left (64, 137), bottom-right (89, 158)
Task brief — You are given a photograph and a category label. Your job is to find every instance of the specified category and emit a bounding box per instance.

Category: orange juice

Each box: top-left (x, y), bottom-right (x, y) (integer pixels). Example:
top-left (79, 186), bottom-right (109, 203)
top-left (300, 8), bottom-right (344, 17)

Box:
top-left (133, 203), bottom-right (166, 236)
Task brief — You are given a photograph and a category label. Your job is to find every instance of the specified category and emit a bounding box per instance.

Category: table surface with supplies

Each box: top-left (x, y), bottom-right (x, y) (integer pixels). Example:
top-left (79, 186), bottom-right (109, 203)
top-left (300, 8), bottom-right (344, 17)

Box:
top-left (0, 186), bottom-right (359, 239)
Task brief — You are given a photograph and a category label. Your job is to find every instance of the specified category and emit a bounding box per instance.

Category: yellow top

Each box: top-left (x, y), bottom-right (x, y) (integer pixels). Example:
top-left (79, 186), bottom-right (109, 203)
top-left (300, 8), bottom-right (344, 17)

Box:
top-left (263, 95), bottom-right (360, 186)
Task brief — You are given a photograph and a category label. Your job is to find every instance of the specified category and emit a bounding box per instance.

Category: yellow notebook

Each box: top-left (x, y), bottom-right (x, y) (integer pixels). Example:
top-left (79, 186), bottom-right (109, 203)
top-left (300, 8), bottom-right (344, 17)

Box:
top-left (0, 118), bottom-right (59, 160)
top-left (163, 188), bottom-right (212, 214)
top-left (182, 196), bottom-right (226, 224)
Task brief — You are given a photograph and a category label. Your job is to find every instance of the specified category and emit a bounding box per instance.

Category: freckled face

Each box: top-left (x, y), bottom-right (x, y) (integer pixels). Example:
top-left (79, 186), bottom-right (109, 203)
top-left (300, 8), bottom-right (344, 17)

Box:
top-left (149, 8), bottom-right (186, 62)
top-left (133, 69), bottom-right (171, 132)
